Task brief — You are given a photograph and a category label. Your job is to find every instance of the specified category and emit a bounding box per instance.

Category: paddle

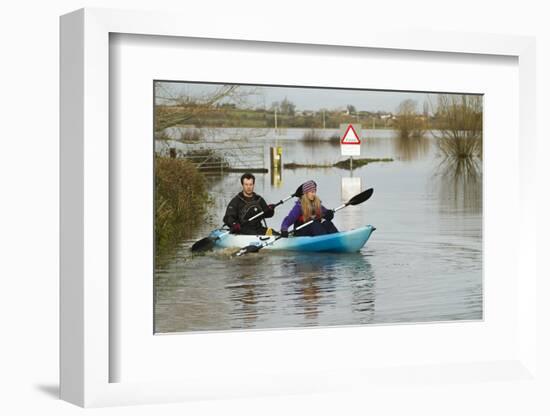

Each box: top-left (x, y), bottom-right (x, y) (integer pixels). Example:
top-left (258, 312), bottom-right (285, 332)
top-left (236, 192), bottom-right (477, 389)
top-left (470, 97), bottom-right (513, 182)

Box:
top-left (190, 184), bottom-right (305, 253)
top-left (234, 188), bottom-right (374, 256)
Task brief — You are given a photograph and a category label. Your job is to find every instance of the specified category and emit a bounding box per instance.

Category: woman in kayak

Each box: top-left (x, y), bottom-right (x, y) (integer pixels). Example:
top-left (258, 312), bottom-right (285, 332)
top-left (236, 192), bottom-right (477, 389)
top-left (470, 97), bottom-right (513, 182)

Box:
top-left (280, 180), bottom-right (338, 237)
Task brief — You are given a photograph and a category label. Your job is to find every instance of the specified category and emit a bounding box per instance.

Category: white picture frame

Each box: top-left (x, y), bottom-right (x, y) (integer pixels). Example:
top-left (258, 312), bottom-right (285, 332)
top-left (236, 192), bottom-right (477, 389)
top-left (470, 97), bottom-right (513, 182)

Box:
top-left (60, 8), bottom-right (537, 408)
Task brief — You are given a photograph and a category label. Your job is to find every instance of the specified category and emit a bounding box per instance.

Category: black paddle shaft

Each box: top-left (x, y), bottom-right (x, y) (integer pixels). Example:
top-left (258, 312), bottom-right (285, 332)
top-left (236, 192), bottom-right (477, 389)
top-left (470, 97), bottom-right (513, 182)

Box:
top-left (247, 184), bottom-right (305, 222)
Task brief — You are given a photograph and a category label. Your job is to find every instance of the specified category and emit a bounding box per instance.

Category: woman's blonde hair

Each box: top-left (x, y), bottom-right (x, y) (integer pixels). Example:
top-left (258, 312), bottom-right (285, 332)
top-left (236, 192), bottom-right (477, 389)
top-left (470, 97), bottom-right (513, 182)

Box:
top-left (300, 194), bottom-right (321, 220)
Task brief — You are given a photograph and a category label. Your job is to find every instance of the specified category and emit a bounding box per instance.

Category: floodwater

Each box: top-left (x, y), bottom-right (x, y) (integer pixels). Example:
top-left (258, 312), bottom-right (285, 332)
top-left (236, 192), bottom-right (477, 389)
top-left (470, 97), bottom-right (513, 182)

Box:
top-left (154, 128), bottom-right (482, 333)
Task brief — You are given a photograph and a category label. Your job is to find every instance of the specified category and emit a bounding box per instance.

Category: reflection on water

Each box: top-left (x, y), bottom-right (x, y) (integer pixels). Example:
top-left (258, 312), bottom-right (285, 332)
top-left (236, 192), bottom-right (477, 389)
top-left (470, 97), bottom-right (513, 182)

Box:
top-left (393, 134), bottom-right (431, 161)
top-left (226, 273), bottom-right (262, 328)
top-left (434, 156), bottom-right (482, 213)
top-left (155, 250), bottom-right (376, 332)
top-left (154, 128), bottom-right (482, 333)
top-left (282, 253), bottom-right (375, 325)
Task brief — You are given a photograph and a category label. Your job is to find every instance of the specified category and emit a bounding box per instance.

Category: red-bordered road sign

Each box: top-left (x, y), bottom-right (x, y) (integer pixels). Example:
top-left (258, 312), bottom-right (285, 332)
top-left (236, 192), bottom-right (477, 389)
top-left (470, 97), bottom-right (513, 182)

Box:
top-left (341, 124), bottom-right (361, 144)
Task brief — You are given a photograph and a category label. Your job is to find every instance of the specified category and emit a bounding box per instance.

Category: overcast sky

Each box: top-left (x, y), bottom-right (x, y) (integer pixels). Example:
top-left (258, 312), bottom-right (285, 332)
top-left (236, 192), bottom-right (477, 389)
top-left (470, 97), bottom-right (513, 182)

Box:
top-left (156, 81), bottom-right (441, 113)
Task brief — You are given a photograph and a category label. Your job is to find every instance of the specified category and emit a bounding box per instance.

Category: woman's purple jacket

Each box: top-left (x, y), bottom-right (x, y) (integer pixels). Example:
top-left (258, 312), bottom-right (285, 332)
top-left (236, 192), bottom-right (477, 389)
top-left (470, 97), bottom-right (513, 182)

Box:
top-left (280, 201), bottom-right (329, 232)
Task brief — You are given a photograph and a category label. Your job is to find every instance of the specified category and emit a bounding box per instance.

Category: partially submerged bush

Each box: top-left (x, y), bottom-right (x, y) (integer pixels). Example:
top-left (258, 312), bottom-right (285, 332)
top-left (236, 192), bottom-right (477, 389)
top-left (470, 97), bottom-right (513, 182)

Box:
top-left (328, 133), bottom-right (341, 146)
top-left (179, 128), bottom-right (203, 143)
top-left (432, 94), bottom-right (482, 160)
top-left (394, 99), bottom-right (426, 139)
top-left (302, 129), bottom-right (324, 143)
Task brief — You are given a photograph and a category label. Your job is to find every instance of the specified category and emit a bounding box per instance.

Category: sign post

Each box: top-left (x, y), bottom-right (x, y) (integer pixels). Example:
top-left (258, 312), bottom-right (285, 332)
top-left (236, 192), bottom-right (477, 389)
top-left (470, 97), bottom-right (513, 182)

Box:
top-left (340, 123), bottom-right (361, 167)
top-left (339, 124), bottom-right (362, 201)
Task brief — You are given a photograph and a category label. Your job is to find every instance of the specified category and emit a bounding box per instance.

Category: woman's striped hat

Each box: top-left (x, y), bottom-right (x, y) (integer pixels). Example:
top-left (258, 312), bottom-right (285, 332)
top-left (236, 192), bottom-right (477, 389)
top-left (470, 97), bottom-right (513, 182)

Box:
top-left (302, 180), bottom-right (317, 194)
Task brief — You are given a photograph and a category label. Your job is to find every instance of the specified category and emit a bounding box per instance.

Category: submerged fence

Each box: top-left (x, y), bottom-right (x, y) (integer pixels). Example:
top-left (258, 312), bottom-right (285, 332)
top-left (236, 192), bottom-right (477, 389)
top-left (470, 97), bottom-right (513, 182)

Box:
top-left (158, 142), bottom-right (267, 175)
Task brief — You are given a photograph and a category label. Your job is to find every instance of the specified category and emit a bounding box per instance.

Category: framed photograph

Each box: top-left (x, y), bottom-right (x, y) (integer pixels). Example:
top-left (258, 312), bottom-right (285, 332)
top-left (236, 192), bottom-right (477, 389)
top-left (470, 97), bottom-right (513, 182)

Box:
top-left (152, 79), bottom-right (483, 335)
top-left (60, 8), bottom-right (537, 408)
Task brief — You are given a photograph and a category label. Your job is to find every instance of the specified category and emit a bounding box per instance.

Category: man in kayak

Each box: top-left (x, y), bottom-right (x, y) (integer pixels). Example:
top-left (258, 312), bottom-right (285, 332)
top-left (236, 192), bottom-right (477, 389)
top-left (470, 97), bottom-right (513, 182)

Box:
top-left (223, 173), bottom-right (275, 235)
top-left (280, 180), bottom-right (338, 237)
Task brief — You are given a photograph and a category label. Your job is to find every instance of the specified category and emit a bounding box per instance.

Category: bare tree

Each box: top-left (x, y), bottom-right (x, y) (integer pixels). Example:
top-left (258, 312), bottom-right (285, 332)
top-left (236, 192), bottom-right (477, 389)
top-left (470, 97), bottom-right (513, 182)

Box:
top-left (154, 83), bottom-right (257, 135)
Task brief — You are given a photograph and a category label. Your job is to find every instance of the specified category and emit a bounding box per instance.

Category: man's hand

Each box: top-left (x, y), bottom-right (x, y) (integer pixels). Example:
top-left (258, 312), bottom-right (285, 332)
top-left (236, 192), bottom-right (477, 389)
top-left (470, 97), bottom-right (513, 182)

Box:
top-left (230, 223), bottom-right (241, 233)
top-left (264, 204), bottom-right (275, 217)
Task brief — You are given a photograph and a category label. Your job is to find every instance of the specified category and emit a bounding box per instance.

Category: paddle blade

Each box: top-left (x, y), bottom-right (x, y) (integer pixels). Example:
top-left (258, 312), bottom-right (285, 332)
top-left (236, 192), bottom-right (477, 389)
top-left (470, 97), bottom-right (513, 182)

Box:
top-left (190, 237), bottom-right (215, 252)
top-left (347, 188), bottom-right (374, 206)
top-left (293, 184), bottom-right (304, 198)
top-left (234, 244), bottom-right (262, 257)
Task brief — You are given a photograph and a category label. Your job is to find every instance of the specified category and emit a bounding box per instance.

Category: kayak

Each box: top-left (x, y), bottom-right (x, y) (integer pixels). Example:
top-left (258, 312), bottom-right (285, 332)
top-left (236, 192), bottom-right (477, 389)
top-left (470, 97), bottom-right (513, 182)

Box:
top-left (209, 225), bottom-right (376, 253)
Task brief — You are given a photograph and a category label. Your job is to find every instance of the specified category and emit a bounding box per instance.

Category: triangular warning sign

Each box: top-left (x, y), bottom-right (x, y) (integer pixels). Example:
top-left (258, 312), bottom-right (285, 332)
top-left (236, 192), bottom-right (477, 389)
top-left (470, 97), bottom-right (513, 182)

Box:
top-left (341, 124), bottom-right (361, 144)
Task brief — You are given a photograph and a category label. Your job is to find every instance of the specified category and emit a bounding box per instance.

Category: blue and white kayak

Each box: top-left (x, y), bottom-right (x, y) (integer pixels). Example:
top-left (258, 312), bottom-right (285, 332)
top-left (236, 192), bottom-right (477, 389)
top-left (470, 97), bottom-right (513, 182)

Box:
top-left (209, 225), bottom-right (375, 253)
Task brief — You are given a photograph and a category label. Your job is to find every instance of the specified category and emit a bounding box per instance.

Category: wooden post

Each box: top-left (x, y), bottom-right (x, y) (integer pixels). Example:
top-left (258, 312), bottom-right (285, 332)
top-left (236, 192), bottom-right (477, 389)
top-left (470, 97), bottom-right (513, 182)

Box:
top-left (270, 146), bottom-right (283, 187)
